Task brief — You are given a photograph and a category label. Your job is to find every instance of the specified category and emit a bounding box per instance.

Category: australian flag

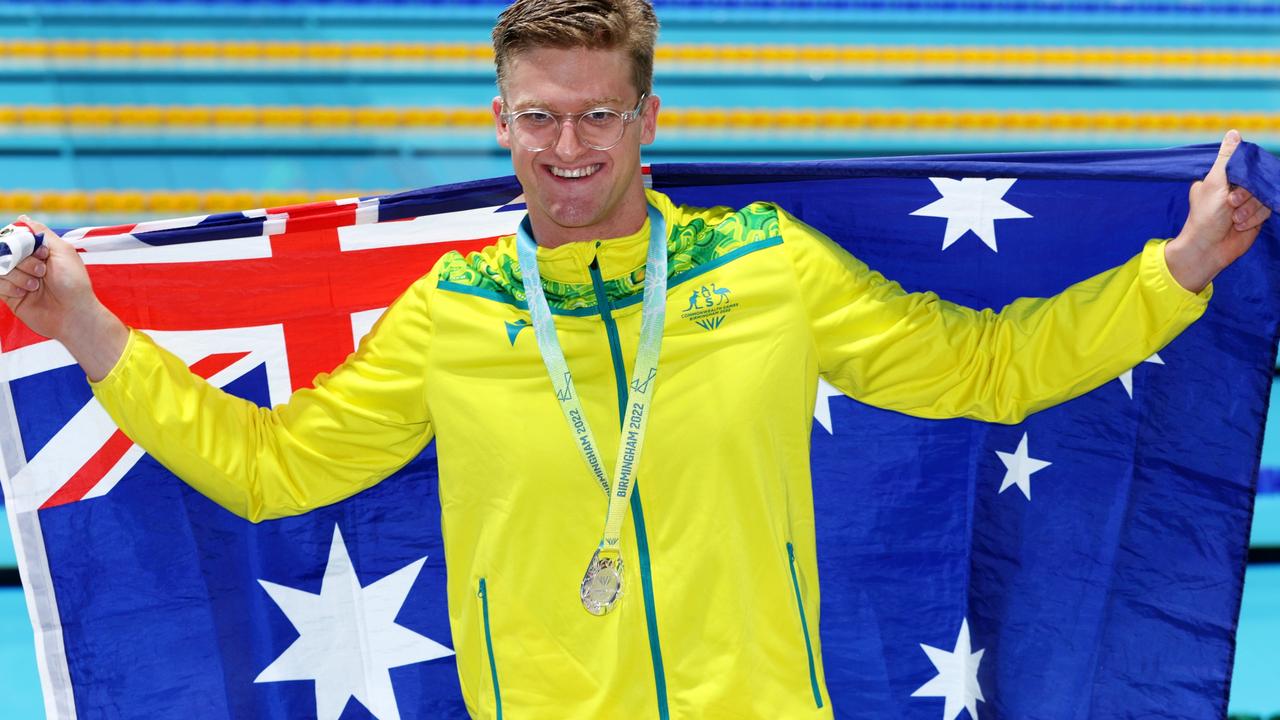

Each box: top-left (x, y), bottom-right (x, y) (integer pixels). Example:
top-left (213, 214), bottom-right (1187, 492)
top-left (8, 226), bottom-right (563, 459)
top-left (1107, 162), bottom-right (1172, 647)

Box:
top-left (2, 145), bottom-right (1277, 719)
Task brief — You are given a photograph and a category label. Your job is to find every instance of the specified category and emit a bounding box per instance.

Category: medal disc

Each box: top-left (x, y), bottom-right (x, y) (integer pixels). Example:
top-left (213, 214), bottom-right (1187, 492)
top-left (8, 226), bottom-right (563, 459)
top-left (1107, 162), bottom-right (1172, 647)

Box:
top-left (580, 550), bottom-right (623, 616)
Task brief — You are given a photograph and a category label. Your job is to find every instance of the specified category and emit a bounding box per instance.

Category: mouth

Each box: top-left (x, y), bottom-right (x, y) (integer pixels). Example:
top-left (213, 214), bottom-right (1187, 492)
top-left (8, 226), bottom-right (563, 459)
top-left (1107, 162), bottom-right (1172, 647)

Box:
top-left (546, 164), bottom-right (602, 180)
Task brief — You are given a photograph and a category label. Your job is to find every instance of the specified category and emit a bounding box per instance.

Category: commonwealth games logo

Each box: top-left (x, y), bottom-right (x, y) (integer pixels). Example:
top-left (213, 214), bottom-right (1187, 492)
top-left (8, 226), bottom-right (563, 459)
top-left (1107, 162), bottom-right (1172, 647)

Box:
top-left (679, 283), bottom-right (737, 331)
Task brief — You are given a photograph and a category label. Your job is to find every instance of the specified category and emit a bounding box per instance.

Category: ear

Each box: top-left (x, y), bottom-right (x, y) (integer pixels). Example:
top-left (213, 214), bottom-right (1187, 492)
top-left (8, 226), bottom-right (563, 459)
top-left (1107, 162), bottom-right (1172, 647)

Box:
top-left (640, 94), bottom-right (660, 146)
top-left (492, 96), bottom-right (511, 149)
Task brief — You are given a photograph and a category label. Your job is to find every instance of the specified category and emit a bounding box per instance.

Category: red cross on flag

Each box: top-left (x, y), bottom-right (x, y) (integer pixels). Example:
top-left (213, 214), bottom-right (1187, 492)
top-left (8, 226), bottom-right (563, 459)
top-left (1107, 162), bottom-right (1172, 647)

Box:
top-left (0, 183), bottom-right (527, 513)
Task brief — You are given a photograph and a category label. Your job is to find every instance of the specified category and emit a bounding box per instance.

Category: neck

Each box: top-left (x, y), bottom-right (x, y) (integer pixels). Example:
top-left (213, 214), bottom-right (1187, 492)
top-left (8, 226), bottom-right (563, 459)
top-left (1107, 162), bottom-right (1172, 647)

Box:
top-left (528, 190), bottom-right (649, 249)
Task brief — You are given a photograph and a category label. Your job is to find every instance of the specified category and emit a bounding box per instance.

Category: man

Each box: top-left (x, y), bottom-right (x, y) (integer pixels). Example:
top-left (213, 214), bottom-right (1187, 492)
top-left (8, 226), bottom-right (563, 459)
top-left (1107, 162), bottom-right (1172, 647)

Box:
top-left (1, 1), bottom-right (1271, 718)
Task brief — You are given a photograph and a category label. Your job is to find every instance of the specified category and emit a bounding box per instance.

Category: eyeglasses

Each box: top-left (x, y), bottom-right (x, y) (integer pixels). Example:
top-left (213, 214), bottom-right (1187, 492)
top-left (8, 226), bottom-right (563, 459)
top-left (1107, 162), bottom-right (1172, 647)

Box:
top-left (500, 94), bottom-right (648, 152)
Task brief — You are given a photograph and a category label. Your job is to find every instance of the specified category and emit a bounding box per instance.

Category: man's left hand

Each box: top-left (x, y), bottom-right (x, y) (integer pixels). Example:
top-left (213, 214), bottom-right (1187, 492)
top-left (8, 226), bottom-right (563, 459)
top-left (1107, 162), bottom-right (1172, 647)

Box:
top-left (1165, 130), bottom-right (1272, 293)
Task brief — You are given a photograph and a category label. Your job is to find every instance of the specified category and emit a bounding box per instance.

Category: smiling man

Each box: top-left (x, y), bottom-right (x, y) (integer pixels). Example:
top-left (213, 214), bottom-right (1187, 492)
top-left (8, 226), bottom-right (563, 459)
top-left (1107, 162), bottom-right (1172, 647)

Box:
top-left (0, 0), bottom-right (1272, 718)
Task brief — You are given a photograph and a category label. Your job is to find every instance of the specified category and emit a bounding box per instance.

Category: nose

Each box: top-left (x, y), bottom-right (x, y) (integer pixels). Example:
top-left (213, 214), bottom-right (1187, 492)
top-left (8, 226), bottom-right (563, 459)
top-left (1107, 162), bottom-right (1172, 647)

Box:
top-left (553, 117), bottom-right (586, 160)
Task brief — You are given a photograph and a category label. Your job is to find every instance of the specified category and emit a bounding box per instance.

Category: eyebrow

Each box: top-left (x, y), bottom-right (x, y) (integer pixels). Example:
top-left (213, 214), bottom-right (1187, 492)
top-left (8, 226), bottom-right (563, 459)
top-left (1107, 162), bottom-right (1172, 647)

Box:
top-left (511, 96), bottom-right (625, 111)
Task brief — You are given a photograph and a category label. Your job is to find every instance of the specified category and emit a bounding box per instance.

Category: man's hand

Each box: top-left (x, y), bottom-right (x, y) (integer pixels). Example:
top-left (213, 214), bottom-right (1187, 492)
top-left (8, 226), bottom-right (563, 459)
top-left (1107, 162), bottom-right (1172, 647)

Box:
top-left (0, 217), bottom-right (128, 381)
top-left (1165, 130), bottom-right (1273, 293)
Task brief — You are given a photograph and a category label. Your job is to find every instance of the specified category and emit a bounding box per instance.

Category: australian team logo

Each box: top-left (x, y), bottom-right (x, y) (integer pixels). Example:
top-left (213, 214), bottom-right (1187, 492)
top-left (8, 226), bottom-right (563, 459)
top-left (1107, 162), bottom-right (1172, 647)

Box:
top-left (679, 283), bottom-right (737, 331)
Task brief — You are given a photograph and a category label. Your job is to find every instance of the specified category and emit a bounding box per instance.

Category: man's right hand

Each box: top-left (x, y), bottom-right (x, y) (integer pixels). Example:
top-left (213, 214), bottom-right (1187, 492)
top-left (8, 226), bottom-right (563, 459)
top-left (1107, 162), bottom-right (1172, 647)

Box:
top-left (0, 216), bottom-right (129, 381)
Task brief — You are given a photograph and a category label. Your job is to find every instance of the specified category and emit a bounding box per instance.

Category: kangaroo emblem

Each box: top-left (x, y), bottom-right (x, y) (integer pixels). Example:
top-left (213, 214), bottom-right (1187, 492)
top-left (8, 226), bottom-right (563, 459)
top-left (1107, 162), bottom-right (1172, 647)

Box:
top-left (685, 290), bottom-right (701, 311)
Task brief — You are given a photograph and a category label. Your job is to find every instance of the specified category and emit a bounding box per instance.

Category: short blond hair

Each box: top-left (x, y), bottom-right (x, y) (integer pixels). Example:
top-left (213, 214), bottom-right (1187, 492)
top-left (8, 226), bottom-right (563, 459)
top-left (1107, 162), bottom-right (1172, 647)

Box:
top-left (492, 0), bottom-right (660, 98)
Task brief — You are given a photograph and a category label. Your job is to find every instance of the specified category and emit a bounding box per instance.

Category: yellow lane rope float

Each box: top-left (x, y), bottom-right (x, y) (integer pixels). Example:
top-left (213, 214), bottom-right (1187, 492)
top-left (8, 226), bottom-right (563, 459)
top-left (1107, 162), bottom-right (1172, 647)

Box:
top-left (0, 40), bottom-right (1277, 72)
top-left (1, 105), bottom-right (1276, 135)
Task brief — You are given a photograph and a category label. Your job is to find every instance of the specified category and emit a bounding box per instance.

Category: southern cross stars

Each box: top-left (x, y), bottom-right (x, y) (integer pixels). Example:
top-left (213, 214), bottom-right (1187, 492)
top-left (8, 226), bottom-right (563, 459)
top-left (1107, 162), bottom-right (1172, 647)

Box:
top-left (1117, 352), bottom-right (1164, 399)
top-left (995, 432), bottom-right (1052, 501)
top-left (911, 178), bottom-right (1032, 252)
top-left (913, 618), bottom-right (986, 720)
top-left (255, 525), bottom-right (454, 720)
top-left (813, 376), bottom-right (845, 434)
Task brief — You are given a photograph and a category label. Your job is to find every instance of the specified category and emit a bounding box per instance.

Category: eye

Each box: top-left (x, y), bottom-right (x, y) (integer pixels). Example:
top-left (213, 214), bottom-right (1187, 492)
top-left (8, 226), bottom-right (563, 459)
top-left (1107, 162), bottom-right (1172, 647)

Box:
top-left (582, 110), bottom-right (618, 126)
top-left (519, 111), bottom-right (555, 127)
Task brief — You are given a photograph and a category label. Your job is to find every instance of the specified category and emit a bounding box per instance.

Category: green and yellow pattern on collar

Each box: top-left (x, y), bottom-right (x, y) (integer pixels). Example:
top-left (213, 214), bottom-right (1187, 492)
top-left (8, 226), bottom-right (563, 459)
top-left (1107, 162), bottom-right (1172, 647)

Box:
top-left (436, 201), bottom-right (781, 312)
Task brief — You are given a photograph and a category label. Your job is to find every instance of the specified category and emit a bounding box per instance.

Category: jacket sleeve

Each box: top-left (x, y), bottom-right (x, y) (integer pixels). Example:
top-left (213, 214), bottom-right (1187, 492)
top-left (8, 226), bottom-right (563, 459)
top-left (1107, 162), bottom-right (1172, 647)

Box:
top-left (779, 208), bottom-right (1212, 424)
top-left (89, 273), bottom-right (438, 521)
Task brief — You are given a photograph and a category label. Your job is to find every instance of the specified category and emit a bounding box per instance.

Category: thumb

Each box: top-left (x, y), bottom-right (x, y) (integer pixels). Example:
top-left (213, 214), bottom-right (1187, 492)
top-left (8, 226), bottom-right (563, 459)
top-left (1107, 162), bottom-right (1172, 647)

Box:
top-left (15, 216), bottom-right (53, 237)
top-left (1207, 129), bottom-right (1241, 184)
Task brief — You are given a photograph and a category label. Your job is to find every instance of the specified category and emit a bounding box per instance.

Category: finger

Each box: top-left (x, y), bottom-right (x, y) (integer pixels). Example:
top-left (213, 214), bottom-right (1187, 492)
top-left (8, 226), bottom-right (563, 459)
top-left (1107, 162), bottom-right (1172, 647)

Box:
top-left (1, 268), bottom-right (40, 291)
top-left (14, 218), bottom-right (63, 253)
top-left (1208, 129), bottom-right (1241, 180)
top-left (0, 277), bottom-right (31, 299)
top-left (1233, 196), bottom-right (1263, 224)
top-left (15, 253), bottom-right (47, 276)
top-left (1235, 205), bottom-right (1272, 233)
top-left (1228, 187), bottom-right (1252, 208)
top-left (14, 215), bottom-right (50, 235)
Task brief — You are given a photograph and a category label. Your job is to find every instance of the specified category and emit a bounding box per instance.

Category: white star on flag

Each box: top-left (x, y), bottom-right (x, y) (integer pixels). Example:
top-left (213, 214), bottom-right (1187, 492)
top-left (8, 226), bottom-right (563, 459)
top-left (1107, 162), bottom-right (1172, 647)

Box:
top-left (814, 376), bottom-right (846, 434)
top-left (996, 432), bottom-right (1052, 501)
top-left (1116, 352), bottom-right (1164, 399)
top-left (910, 177), bottom-right (1032, 252)
top-left (255, 525), bottom-right (454, 720)
top-left (912, 618), bottom-right (986, 720)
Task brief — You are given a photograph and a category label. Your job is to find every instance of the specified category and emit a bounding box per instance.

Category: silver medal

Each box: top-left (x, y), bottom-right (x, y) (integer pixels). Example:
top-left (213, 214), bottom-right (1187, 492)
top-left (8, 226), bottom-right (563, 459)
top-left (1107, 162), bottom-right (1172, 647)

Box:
top-left (580, 549), bottom-right (623, 616)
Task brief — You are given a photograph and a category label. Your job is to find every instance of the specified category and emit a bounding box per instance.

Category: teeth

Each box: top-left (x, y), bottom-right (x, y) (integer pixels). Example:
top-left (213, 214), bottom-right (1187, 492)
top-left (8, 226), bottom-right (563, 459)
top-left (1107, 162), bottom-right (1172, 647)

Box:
top-left (550, 164), bottom-right (600, 179)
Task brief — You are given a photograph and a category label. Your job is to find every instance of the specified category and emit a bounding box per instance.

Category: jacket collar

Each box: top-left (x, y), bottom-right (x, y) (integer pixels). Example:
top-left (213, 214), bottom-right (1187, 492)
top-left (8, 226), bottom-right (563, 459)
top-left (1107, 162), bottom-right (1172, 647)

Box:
top-left (532, 218), bottom-right (651, 285)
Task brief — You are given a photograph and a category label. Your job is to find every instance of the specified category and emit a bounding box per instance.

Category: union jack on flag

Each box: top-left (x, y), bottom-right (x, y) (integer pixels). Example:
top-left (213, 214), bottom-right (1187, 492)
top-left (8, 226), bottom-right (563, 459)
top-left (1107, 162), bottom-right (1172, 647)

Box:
top-left (2, 147), bottom-right (1278, 719)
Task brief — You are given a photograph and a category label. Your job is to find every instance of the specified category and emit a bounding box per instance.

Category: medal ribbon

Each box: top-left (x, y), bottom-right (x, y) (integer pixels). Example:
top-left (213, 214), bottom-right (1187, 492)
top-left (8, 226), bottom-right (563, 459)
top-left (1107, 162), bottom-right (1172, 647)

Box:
top-left (516, 205), bottom-right (668, 557)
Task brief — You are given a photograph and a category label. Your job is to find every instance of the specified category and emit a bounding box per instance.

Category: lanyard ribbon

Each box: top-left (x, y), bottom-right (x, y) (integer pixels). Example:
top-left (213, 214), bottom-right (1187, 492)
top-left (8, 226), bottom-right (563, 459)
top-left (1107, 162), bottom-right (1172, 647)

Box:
top-left (516, 206), bottom-right (668, 614)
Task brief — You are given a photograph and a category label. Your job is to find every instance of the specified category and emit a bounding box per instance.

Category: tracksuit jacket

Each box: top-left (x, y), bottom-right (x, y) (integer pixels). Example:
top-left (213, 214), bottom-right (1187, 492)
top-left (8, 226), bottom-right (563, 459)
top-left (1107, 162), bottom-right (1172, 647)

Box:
top-left (91, 188), bottom-right (1211, 719)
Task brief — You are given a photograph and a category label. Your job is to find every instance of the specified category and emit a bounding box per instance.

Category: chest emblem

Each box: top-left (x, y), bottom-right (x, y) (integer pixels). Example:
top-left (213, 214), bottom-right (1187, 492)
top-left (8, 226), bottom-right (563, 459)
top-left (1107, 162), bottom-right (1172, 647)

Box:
top-left (680, 283), bottom-right (738, 331)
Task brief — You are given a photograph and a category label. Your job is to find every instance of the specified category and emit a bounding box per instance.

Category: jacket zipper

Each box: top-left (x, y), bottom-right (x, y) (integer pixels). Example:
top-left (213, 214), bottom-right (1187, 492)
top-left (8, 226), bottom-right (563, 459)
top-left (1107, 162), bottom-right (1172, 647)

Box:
top-left (588, 255), bottom-right (670, 720)
top-left (787, 542), bottom-right (824, 709)
top-left (478, 578), bottom-right (504, 719)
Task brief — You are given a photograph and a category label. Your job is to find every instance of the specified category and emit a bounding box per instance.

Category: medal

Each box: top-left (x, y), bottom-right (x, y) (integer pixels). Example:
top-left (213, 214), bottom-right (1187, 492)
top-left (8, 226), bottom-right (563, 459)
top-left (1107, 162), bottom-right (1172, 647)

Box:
top-left (580, 549), bottom-right (624, 615)
top-left (517, 205), bottom-right (668, 617)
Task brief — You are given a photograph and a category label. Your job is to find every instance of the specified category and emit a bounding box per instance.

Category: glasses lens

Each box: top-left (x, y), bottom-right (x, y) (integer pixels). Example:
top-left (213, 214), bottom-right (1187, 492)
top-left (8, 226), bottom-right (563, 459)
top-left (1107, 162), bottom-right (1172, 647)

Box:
top-left (576, 110), bottom-right (625, 150)
top-left (512, 111), bottom-right (558, 151)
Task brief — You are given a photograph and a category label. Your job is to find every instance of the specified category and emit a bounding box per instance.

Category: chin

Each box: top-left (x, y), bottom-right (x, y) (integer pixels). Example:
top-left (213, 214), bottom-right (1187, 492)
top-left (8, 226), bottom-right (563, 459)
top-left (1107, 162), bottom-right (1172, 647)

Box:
top-left (545, 203), bottom-right (604, 230)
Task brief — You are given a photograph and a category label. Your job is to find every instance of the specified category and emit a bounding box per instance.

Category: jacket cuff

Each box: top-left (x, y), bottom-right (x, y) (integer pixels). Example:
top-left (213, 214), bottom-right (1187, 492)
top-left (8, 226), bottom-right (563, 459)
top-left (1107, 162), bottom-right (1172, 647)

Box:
top-left (1144, 238), bottom-right (1213, 307)
top-left (88, 327), bottom-right (142, 390)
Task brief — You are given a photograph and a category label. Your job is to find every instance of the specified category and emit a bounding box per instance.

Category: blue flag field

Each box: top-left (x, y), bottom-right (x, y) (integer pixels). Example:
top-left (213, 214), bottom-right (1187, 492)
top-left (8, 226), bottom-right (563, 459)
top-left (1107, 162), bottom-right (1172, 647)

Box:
top-left (1, 145), bottom-right (1278, 719)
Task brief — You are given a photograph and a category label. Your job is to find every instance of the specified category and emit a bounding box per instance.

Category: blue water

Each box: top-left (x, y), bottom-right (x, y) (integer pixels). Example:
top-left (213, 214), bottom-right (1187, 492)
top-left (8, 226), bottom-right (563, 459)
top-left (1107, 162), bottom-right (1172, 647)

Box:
top-left (1227, 566), bottom-right (1280, 715)
top-left (0, 589), bottom-right (43, 718)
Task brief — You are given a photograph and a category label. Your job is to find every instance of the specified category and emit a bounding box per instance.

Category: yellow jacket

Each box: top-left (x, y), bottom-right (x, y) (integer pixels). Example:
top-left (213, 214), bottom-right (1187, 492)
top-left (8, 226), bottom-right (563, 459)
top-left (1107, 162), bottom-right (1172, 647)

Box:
top-left (91, 189), bottom-right (1210, 719)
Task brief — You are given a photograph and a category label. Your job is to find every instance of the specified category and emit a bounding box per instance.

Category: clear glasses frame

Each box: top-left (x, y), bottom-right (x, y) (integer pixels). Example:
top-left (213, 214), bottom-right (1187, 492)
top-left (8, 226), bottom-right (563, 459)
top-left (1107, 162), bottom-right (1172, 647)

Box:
top-left (500, 94), bottom-right (649, 152)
